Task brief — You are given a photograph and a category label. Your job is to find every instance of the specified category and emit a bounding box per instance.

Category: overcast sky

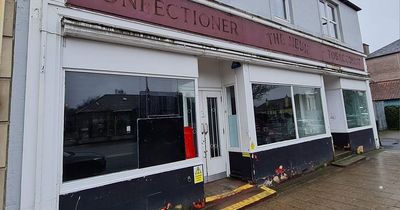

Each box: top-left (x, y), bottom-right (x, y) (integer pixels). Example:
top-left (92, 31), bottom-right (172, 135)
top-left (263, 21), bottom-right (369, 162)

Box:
top-left (351, 0), bottom-right (400, 53)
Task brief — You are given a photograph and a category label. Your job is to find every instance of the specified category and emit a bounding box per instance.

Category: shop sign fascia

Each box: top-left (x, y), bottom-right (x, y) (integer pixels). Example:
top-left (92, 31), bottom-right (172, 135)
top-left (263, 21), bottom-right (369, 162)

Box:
top-left (66, 0), bottom-right (365, 70)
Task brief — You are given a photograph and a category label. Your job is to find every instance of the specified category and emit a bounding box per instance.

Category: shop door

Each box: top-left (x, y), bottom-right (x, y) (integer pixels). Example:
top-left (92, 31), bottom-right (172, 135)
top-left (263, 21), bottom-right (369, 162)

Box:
top-left (200, 90), bottom-right (227, 182)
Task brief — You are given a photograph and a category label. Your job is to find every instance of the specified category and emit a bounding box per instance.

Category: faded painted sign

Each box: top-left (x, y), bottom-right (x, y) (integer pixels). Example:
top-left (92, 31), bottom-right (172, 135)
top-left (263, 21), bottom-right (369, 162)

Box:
top-left (66, 0), bottom-right (365, 70)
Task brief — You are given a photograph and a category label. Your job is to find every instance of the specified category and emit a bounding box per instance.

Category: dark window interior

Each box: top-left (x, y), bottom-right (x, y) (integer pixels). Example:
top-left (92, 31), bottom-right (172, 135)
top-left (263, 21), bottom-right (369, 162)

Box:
top-left (138, 117), bottom-right (185, 168)
top-left (252, 84), bottom-right (296, 146)
top-left (64, 72), bottom-right (196, 182)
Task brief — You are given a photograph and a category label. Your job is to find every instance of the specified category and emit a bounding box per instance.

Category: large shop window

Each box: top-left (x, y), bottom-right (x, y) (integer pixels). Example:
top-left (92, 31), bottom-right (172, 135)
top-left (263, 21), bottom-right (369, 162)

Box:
top-left (343, 90), bottom-right (370, 129)
top-left (64, 72), bottom-right (197, 181)
top-left (252, 84), bottom-right (296, 145)
top-left (294, 87), bottom-right (326, 137)
top-left (252, 84), bottom-right (326, 146)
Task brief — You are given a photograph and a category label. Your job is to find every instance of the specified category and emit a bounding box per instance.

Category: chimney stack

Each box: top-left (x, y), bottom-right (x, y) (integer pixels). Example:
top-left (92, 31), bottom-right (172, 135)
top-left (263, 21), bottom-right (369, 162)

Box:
top-left (363, 43), bottom-right (370, 55)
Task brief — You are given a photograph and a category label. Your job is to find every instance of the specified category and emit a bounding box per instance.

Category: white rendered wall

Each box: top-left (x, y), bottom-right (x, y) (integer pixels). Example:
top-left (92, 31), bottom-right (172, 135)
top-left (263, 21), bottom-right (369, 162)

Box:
top-left (324, 76), bottom-right (347, 132)
top-left (5, 0), bottom-right (30, 208)
top-left (339, 3), bottom-right (363, 52)
top-left (325, 90), bottom-right (347, 132)
top-left (234, 64), bottom-right (254, 152)
top-left (220, 61), bottom-right (236, 86)
top-left (63, 38), bottom-right (199, 78)
top-left (198, 58), bottom-right (223, 89)
top-left (340, 78), bottom-right (367, 91)
top-left (249, 64), bottom-right (322, 87)
top-left (216, 0), bottom-right (271, 19)
top-left (215, 0), bottom-right (364, 52)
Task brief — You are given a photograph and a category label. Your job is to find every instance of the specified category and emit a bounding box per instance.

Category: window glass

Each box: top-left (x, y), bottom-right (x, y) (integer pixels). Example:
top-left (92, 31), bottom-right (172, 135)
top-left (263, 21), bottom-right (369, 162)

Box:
top-left (327, 5), bottom-right (335, 21)
top-left (252, 84), bottom-right (296, 146)
top-left (272, 0), bottom-right (288, 20)
top-left (294, 87), bottom-right (326, 137)
top-left (227, 86), bottom-right (239, 148)
top-left (322, 22), bottom-right (329, 36)
top-left (320, 1), bottom-right (339, 39)
top-left (319, 1), bottom-right (326, 18)
top-left (343, 90), bottom-right (370, 129)
top-left (329, 22), bottom-right (338, 38)
top-left (64, 72), bottom-right (196, 181)
top-left (207, 97), bottom-right (221, 158)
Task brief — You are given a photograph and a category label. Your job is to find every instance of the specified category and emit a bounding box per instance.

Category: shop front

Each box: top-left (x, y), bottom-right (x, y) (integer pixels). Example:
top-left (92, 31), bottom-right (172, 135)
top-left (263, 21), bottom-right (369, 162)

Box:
top-left (58, 37), bottom-right (204, 209)
top-left (325, 76), bottom-right (377, 153)
top-left (18, 0), bottom-right (379, 209)
top-left (227, 64), bottom-right (334, 184)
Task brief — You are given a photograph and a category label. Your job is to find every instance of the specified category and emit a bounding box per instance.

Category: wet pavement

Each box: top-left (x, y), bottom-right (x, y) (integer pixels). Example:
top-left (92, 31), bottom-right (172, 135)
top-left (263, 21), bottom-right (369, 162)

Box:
top-left (379, 130), bottom-right (400, 140)
top-left (381, 138), bottom-right (400, 150)
top-left (248, 148), bottom-right (400, 210)
top-left (380, 130), bottom-right (400, 150)
top-left (205, 177), bottom-right (248, 198)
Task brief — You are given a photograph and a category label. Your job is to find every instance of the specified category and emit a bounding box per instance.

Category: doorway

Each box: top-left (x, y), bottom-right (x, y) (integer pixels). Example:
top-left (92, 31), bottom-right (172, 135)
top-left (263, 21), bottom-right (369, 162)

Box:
top-left (199, 90), bottom-right (227, 182)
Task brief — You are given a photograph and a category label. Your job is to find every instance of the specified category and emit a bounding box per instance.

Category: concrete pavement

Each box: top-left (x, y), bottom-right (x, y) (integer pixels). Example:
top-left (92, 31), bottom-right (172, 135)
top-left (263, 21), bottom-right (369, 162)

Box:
top-left (380, 130), bottom-right (400, 140)
top-left (380, 130), bottom-right (400, 150)
top-left (248, 149), bottom-right (400, 210)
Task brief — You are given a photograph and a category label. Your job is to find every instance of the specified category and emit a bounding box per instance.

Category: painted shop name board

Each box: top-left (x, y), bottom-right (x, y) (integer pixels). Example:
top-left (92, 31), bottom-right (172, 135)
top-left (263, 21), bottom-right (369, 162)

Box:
top-left (66, 0), bottom-right (364, 70)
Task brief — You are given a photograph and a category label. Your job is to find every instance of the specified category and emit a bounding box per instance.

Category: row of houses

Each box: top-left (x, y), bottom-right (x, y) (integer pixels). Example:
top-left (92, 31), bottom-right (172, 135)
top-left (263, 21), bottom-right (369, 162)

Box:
top-left (0, 0), bottom-right (380, 209)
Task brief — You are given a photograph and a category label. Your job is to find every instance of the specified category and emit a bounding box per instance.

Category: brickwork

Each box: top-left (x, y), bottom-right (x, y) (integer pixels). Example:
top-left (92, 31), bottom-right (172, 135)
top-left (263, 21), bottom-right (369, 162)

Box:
top-left (367, 53), bottom-right (400, 83)
top-left (0, 0), bottom-right (14, 209)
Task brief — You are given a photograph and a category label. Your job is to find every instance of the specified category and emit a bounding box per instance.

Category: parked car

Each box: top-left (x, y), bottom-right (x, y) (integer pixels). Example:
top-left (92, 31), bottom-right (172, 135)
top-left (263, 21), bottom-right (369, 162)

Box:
top-left (63, 151), bottom-right (107, 181)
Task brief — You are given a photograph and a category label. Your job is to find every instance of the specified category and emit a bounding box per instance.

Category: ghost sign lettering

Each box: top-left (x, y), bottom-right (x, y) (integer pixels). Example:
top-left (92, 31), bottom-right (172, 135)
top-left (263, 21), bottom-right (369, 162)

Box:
top-left (66, 0), bottom-right (364, 70)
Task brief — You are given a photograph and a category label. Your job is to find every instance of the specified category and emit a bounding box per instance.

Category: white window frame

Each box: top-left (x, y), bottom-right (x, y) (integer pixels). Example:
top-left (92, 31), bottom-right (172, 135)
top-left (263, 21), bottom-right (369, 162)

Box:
top-left (223, 84), bottom-right (242, 153)
top-left (61, 69), bottom-right (203, 195)
top-left (342, 88), bottom-right (371, 130)
top-left (250, 81), bottom-right (330, 152)
top-left (319, 0), bottom-right (340, 39)
top-left (271, 0), bottom-right (291, 22)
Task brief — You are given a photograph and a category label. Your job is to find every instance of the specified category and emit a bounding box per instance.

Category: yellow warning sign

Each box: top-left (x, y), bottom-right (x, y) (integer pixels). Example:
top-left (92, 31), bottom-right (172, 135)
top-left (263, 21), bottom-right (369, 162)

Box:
top-left (193, 166), bottom-right (204, 184)
top-left (250, 142), bottom-right (256, 151)
top-left (242, 152), bottom-right (251, 158)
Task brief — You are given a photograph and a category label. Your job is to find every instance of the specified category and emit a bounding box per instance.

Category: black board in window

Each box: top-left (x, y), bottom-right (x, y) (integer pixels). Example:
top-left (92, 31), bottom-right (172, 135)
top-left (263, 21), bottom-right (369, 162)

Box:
top-left (137, 117), bottom-right (185, 168)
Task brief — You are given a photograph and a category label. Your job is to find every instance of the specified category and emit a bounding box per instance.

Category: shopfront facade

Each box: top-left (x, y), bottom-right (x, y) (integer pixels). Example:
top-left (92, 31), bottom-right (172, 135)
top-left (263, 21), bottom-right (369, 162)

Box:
top-left (10, 0), bottom-right (379, 209)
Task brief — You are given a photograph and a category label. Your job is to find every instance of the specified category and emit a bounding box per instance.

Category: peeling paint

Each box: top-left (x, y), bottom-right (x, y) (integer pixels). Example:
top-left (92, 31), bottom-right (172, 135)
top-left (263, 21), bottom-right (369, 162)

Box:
top-left (74, 196), bottom-right (81, 210)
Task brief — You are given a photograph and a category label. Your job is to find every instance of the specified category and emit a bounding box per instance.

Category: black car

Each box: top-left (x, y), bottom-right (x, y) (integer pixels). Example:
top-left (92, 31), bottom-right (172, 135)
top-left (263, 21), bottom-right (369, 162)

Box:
top-left (63, 151), bottom-right (107, 181)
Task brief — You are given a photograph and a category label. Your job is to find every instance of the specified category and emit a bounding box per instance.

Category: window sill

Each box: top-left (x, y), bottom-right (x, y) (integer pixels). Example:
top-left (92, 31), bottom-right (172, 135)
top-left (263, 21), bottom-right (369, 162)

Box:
top-left (321, 34), bottom-right (342, 44)
top-left (271, 16), bottom-right (293, 28)
top-left (60, 157), bottom-right (203, 195)
top-left (347, 125), bottom-right (372, 133)
top-left (252, 133), bottom-right (331, 153)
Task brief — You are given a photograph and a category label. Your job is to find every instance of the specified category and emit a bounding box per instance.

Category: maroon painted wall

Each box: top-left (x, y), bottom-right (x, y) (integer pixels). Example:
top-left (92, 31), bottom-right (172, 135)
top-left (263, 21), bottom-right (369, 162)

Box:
top-left (66, 0), bottom-right (365, 70)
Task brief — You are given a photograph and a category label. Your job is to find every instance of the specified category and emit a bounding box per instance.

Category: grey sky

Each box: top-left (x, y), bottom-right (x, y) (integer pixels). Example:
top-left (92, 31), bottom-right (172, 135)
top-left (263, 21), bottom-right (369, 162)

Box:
top-left (351, 0), bottom-right (400, 53)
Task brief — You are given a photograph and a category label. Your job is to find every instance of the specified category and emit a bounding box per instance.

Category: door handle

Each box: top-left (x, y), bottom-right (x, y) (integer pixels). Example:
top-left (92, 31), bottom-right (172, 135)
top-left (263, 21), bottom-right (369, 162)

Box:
top-left (204, 123), bottom-right (208, 135)
top-left (201, 123), bottom-right (209, 135)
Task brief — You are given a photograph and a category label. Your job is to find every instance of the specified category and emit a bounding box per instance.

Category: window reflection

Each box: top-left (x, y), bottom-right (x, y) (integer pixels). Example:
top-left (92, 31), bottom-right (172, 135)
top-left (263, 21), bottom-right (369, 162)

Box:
top-left (64, 72), bottom-right (196, 181)
top-left (252, 84), bottom-right (296, 146)
top-left (343, 90), bottom-right (370, 129)
top-left (294, 87), bottom-right (326, 137)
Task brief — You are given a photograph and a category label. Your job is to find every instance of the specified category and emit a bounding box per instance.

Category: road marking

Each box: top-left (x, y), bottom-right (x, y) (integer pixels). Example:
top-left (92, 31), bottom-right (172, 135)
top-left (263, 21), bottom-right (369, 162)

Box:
top-left (205, 184), bottom-right (254, 203)
top-left (221, 186), bottom-right (276, 210)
